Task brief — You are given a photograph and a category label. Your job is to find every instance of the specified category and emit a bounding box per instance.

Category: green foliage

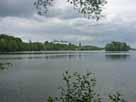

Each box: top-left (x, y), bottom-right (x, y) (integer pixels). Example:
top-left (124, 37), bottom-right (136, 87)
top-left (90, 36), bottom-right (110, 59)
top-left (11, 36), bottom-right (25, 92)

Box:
top-left (34, 0), bottom-right (107, 20)
top-left (80, 45), bottom-right (103, 50)
top-left (105, 41), bottom-right (130, 51)
top-left (0, 63), bottom-right (5, 70)
top-left (44, 42), bottom-right (78, 51)
top-left (0, 63), bottom-right (12, 70)
top-left (109, 92), bottom-right (126, 102)
top-left (0, 34), bottom-right (102, 52)
top-left (0, 34), bottom-right (23, 52)
top-left (48, 96), bottom-right (54, 102)
top-left (0, 34), bottom-right (78, 52)
top-left (47, 71), bottom-right (127, 102)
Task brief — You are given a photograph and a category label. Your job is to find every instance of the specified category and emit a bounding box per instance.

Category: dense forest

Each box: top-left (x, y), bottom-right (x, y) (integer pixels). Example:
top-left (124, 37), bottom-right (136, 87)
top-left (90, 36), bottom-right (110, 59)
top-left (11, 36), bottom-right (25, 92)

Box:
top-left (105, 41), bottom-right (130, 51)
top-left (0, 34), bottom-right (102, 52)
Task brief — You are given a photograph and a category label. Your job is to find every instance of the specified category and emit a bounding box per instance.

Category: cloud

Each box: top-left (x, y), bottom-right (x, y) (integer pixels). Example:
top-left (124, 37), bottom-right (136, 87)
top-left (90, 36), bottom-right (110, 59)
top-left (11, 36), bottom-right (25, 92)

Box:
top-left (0, 0), bottom-right (136, 47)
top-left (0, 0), bottom-right (36, 18)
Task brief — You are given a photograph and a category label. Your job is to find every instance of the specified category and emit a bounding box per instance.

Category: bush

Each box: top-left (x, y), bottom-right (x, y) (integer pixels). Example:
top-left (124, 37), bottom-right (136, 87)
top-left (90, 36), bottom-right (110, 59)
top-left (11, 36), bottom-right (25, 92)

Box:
top-left (47, 71), bottom-right (127, 102)
top-left (0, 63), bottom-right (12, 70)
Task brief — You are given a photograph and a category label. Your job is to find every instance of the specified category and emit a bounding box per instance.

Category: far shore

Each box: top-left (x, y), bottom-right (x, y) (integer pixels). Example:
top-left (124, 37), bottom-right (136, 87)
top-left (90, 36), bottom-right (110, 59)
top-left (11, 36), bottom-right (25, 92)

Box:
top-left (0, 50), bottom-right (135, 55)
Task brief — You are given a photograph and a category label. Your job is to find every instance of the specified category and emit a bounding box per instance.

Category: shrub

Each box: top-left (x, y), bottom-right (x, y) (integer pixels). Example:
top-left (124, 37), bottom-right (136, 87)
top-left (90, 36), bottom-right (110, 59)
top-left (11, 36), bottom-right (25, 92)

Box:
top-left (47, 71), bottom-right (127, 102)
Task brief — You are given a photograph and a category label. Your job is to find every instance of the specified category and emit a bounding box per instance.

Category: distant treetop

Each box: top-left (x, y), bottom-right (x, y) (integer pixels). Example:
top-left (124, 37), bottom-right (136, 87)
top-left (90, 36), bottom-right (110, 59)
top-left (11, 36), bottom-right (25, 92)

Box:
top-left (105, 41), bottom-right (130, 51)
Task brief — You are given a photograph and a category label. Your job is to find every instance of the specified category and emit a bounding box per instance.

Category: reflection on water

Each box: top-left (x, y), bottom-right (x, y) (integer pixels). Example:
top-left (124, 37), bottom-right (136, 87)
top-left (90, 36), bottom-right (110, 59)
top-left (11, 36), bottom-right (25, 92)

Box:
top-left (0, 52), bottom-right (131, 61)
top-left (105, 54), bottom-right (130, 60)
top-left (0, 53), bottom-right (83, 60)
top-left (0, 51), bottom-right (85, 55)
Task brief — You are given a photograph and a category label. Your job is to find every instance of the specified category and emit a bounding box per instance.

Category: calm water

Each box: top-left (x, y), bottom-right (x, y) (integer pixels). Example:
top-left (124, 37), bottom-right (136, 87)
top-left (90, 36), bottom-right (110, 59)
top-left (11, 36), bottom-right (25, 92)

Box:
top-left (0, 51), bottom-right (136, 102)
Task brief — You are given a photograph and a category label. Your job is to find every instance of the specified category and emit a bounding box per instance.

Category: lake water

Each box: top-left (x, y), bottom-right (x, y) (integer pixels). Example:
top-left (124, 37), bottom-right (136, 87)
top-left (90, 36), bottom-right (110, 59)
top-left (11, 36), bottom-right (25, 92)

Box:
top-left (0, 51), bottom-right (136, 102)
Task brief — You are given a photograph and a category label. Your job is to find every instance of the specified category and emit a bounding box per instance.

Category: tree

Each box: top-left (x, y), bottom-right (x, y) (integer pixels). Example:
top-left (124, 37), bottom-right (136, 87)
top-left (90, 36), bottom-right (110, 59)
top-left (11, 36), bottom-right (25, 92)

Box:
top-left (34, 0), bottom-right (107, 20)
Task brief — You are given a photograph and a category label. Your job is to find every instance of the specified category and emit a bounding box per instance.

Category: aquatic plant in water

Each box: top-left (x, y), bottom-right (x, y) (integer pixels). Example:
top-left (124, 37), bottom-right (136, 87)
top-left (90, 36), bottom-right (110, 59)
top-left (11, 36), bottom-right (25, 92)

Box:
top-left (48, 71), bottom-right (127, 102)
top-left (0, 63), bottom-right (12, 70)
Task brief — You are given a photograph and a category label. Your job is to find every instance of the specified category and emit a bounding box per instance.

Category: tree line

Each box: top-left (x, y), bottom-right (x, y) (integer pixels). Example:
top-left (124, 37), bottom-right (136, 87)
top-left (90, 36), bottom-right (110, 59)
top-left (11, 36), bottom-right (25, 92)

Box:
top-left (0, 34), bottom-right (131, 52)
top-left (0, 34), bottom-right (102, 52)
top-left (0, 34), bottom-right (80, 52)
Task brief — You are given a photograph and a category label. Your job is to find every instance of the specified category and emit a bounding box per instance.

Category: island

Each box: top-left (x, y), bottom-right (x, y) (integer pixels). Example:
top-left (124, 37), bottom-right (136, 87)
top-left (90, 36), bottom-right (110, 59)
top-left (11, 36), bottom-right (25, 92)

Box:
top-left (105, 41), bottom-right (130, 51)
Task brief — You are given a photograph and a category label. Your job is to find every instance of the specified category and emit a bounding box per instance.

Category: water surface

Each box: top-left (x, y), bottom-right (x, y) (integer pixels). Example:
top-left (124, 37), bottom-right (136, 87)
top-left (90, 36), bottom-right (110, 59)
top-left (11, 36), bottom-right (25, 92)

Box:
top-left (0, 51), bottom-right (136, 102)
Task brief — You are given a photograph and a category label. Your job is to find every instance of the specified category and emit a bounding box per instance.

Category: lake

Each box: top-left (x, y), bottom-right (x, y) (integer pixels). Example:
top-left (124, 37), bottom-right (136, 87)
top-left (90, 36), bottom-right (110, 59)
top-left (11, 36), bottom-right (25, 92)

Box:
top-left (0, 51), bottom-right (136, 102)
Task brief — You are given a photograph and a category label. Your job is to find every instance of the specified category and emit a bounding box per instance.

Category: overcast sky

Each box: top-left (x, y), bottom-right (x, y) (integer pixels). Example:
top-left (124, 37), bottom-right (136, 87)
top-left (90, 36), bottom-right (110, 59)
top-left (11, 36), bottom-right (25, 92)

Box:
top-left (0, 0), bottom-right (136, 47)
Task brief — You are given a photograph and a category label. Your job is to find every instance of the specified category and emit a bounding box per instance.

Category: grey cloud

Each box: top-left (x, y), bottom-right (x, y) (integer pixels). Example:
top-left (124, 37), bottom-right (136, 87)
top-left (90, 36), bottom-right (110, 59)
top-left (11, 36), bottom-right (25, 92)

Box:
top-left (0, 0), bottom-right (36, 18)
top-left (1, 15), bottom-right (136, 47)
top-left (0, 0), bottom-right (136, 47)
top-left (0, 0), bottom-right (81, 19)
top-left (45, 7), bottom-right (81, 19)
